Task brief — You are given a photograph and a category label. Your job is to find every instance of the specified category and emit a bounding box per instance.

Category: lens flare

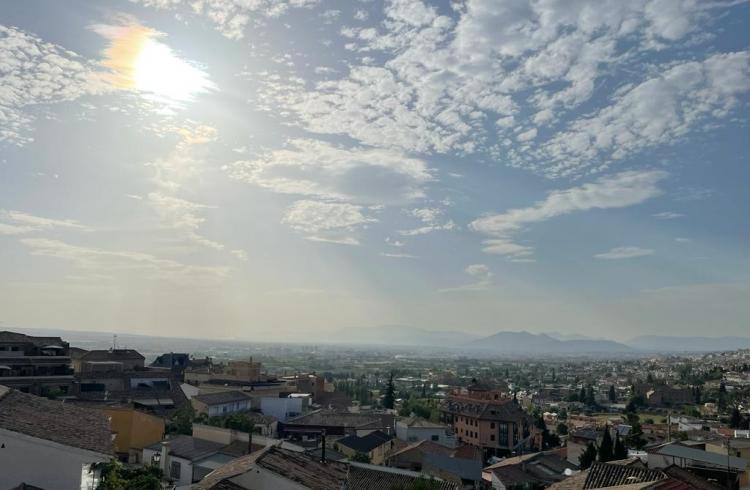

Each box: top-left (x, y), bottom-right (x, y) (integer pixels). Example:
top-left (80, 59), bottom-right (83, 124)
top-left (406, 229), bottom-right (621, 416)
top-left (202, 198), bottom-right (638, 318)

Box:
top-left (93, 22), bottom-right (214, 105)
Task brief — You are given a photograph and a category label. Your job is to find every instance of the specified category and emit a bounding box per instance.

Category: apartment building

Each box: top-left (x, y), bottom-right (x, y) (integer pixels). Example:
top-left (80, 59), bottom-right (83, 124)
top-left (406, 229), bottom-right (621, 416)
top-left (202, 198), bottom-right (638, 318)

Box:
top-left (0, 331), bottom-right (74, 396)
top-left (440, 383), bottom-right (535, 459)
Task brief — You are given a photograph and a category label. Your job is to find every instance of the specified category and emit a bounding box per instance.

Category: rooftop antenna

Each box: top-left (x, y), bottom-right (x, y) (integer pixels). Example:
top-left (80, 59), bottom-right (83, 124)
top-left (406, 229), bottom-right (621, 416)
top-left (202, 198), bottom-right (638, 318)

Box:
top-left (112, 334), bottom-right (117, 351)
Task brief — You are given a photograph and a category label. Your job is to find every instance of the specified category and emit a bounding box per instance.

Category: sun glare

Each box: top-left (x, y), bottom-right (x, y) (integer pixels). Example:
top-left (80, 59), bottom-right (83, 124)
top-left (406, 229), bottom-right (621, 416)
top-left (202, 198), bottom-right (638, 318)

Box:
top-left (97, 23), bottom-right (214, 105)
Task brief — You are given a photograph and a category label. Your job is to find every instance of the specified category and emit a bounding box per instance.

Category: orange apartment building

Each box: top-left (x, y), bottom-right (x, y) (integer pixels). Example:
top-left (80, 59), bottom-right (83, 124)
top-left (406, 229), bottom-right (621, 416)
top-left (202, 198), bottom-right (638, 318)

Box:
top-left (440, 383), bottom-right (537, 459)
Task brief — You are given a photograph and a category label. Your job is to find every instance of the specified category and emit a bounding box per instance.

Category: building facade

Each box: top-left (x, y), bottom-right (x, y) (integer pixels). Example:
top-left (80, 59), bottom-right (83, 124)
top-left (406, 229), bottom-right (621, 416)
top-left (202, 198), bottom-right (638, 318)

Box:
top-left (0, 331), bottom-right (74, 396)
top-left (440, 385), bottom-right (534, 459)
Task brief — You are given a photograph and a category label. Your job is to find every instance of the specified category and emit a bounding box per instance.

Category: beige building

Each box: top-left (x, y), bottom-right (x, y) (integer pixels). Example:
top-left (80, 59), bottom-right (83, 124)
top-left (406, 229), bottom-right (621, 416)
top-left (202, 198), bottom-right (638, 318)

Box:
top-left (440, 383), bottom-right (536, 458)
top-left (102, 406), bottom-right (164, 463)
top-left (706, 437), bottom-right (750, 490)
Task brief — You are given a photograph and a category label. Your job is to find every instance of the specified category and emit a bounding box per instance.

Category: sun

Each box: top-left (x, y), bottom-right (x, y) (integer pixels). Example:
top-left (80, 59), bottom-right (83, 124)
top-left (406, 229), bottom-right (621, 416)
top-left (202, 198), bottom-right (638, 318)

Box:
top-left (96, 22), bottom-right (214, 105)
top-left (132, 38), bottom-right (213, 103)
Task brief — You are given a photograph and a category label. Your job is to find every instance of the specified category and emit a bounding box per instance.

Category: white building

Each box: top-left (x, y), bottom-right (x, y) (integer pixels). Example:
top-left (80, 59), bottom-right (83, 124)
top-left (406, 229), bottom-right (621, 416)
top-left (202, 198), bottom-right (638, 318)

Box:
top-left (191, 391), bottom-right (252, 417)
top-left (0, 385), bottom-right (113, 490)
top-left (395, 417), bottom-right (456, 448)
top-left (142, 435), bottom-right (238, 489)
top-left (260, 396), bottom-right (304, 422)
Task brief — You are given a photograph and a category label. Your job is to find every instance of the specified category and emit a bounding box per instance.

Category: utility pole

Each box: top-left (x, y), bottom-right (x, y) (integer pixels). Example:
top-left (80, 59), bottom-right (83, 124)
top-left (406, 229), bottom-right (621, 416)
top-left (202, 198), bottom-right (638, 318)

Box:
top-left (727, 436), bottom-right (732, 490)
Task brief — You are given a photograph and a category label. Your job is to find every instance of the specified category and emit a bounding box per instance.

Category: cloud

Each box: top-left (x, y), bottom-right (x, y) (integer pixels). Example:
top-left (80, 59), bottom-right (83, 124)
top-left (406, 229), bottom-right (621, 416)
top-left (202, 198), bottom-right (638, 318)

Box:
top-left (147, 192), bottom-right (224, 250)
top-left (227, 139), bottom-right (432, 205)
top-left (281, 200), bottom-right (376, 245)
top-left (0, 25), bottom-right (109, 145)
top-left (19, 238), bottom-right (229, 285)
top-left (0, 210), bottom-right (91, 235)
top-left (380, 252), bottom-right (416, 259)
top-left (132, 0), bottom-right (320, 39)
top-left (594, 246), bottom-right (654, 260)
top-left (653, 211), bottom-right (684, 219)
top-left (439, 263), bottom-right (494, 292)
top-left (398, 207), bottom-right (457, 236)
top-left (470, 170), bottom-right (667, 259)
top-left (258, 0), bottom-right (742, 176)
top-left (512, 51), bottom-right (750, 177)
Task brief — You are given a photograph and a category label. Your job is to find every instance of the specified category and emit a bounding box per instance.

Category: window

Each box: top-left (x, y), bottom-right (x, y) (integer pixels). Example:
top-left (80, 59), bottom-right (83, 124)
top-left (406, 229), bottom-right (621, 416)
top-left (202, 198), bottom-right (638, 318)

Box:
top-left (170, 461), bottom-right (181, 480)
top-left (499, 423), bottom-right (509, 445)
top-left (491, 422), bottom-right (495, 429)
top-left (491, 435), bottom-right (495, 441)
top-left (431, 435), bottom-right (439, 441)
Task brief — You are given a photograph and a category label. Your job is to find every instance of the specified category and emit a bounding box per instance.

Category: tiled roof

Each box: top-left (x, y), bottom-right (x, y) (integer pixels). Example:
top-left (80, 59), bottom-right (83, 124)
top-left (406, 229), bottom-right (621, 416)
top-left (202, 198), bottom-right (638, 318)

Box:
top-left (78, 349), bottom-right (145, 361)
top-left (441, 395), bottom-right (528, 421)
top-left (146, 435), bottom-right (225, 461)
top-left (423, 453), bottom-right (483, 482)
top-left (0, 331), bottom-right (66, 347)
top-left (399, 416), bottom-right (448, 429)
top-left (661, 465), bottom-right (723, 490)
top-left (256, 447), bottom-right (349, 490)
top-left (337, 430), bottom-right (394, 453)
top-left (388, 439), bottom-right (454, 459)
top-left (287, 409), bottom-right (394, 429)
top-left (193, 391), bottom-right (252, 406)
top-left (583, 462), bottom-right (666, 489)
top-left (347, 464), bottom-right (459, 490)
top-left (0, 386), bottom-right (112, 455)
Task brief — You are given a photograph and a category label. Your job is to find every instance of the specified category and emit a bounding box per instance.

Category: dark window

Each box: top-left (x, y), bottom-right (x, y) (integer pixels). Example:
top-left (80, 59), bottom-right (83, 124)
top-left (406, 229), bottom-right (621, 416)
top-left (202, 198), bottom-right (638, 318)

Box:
top-left (499, 423), bottom-right (509, 445)
top-left (170, 461), bottom-right (181, 480)
top-left (491, 422), bottom-right (495, 429)
top-left (491, 435), bottom-right (495, 441)
top-left (431, 435), bottom-right (439, 441)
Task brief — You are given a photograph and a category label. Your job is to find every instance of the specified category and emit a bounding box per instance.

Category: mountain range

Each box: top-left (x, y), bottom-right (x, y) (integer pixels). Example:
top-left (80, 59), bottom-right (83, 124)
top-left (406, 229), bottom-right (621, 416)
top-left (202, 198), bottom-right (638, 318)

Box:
top-left (334, 326), bottom-right (750, 354)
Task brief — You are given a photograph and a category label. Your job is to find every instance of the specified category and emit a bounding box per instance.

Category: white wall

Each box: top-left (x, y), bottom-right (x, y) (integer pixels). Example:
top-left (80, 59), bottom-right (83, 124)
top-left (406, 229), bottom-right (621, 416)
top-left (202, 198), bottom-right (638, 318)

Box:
top-left (395, 423), bottom-right (455, 448)
top-left (0, 428), bottom-right (108, 490)
top-left (260, 397), bottom-right (303, 422)
top-left (207, 399), bottom-right (251, 416)
top-left (142, 447), bottom-right (193, 487)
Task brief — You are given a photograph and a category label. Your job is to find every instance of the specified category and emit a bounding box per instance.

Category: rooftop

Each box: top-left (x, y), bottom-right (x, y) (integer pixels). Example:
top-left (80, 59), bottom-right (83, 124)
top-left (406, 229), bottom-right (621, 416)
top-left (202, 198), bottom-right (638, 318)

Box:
top-left (193, 391), bottom-right (252, 406)
top-left (336, 430), bottom-right (394, 453)
top-left (0, 385), bottom-right (112, 455)
top-left (146, 435), bottom-right (225, 461)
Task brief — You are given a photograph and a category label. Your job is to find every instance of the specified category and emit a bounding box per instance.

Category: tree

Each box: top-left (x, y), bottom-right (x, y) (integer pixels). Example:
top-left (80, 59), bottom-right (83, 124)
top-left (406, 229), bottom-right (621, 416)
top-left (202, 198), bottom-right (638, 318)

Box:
top-left (556, 423), bottom-right (569, 436)
top-left (614, 432), bottom-right (628, 460)
top-left (585, 385), bottom-right (597, 408)
top-left (351, 452), bottom-right (371, 463)
top-left (170, 405), bottom-right (195, 435)
top-left (579, 442), bottom-right (597, 470)
top-left (598, 426), bottom-right (614, 462)
top-left (624, 416), bottom-right (647, 450)
top-left (93, 460), bottom-right (162, 490)
top-left (730, 407), bottom-right (742, 429)
top-left (579, 387), bottom-right (587, 404)
top-left (609, 385), bottom-right (617, 403)
top-left (383, 372), bottom-right (395, 409)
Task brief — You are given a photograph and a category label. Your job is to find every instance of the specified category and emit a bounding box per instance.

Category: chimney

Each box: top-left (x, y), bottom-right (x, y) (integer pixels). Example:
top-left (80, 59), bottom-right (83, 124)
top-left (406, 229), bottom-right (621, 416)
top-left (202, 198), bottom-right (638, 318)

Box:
top-left (248, 427), bottom-right (253, 454)
top-left (160, 441), bottom-right (170, 475)
top-left (320, 429), bottom-right (327, 464)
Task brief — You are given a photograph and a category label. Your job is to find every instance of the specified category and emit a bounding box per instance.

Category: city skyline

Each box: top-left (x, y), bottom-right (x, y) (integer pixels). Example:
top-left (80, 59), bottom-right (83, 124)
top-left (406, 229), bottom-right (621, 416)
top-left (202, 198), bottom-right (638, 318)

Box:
top-left (1, 0), bottom-right (749, 342)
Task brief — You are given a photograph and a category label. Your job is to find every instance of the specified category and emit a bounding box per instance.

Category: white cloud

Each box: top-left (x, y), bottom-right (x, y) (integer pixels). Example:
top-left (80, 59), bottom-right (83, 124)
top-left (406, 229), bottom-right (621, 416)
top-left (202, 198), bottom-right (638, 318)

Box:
top-left (281, 200), bottom-right (376, 245)
top-left (0, 210), bottom-right (91, 235)
top-left (147, 192), bottom-right (224, 250)
top-left (513, 51), bottom-right (750, 177)
top-left (0, 25), bottom-right (108, 145)
top-left (594, 246), bottom-right (654, 260)
top-left (675, 237), bottom-right (692, 243)
top-left (398, 206), bottom-right (457, 236)
top-left (19, 238), bottom-right (229, 285)
top-left (227, 138), bottom-right (432, 204)
top-left (259, 0), bottom-right (741, 174)
top-left (470, 170), bottom-right (667, 259)
top-left (653, 211), bottom-right (684, 219)
top-left (380, 252), bottom-right (416, 258)
top-left (132, 0), bottom-right (320, 39)
top-left (439, 263), bottom-right (494, 292)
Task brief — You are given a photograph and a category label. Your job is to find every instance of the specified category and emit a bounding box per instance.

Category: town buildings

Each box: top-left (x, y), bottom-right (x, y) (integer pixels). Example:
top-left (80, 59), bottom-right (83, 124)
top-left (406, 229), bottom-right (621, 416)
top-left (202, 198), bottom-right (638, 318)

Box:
top-left (0, 385), bottom-right (113, 490)
top-left (440, 383), bottom-right (536, 458)
top-left (396, 416), bottom-right (457, 447)
top-left (191, 390), bottom-right (252, 417)
top-left (0, 331), bottom-right (73, 396)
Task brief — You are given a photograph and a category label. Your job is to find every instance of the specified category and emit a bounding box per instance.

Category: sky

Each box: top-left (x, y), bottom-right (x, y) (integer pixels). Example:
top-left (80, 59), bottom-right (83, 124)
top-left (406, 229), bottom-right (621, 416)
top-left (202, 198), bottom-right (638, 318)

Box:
top-left (0, 0), bottom-right (749, 342)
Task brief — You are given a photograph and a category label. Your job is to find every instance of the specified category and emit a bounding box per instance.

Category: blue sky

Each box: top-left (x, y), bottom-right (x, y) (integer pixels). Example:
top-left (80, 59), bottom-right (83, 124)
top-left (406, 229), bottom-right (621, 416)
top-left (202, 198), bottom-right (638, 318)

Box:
top-left (0, 0), bottom-right (748, 341)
